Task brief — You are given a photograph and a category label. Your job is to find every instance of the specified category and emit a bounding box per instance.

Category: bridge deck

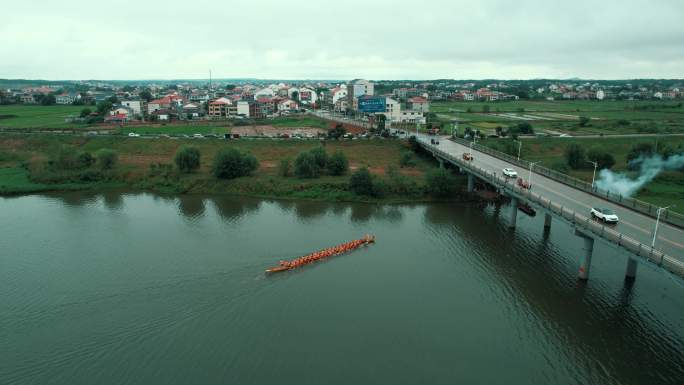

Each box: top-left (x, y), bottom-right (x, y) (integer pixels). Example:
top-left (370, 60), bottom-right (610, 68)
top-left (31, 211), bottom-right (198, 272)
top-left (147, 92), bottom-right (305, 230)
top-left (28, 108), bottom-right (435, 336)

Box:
top-left (418, 135), bottom-right (684, 277)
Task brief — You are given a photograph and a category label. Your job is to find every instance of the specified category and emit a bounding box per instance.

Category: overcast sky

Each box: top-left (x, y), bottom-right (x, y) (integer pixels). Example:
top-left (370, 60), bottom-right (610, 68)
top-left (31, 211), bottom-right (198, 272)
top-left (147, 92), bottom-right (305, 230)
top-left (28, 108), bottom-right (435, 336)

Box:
top-left (2, 0), bottom-right (683, 80)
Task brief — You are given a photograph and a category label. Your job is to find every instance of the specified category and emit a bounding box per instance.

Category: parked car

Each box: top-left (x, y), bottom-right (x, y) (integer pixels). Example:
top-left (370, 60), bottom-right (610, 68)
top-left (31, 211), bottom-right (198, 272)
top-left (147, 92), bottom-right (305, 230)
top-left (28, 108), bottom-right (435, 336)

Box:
top-left (559, 134), bottom-right (572, 138)
top-left (193, 134), bottom-right (204, 139)
top-left (502, 168), bottom-right (518, 178)
top-left (127, 132), bottom-right (140, 137)
top-left (591, 208), bottom-right (619, 224)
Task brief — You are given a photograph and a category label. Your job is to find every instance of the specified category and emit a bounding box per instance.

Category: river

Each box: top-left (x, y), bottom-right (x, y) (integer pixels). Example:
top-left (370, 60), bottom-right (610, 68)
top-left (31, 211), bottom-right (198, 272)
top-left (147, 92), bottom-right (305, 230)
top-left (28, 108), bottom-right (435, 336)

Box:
top-left (1, 192), bottom-right (683, 385)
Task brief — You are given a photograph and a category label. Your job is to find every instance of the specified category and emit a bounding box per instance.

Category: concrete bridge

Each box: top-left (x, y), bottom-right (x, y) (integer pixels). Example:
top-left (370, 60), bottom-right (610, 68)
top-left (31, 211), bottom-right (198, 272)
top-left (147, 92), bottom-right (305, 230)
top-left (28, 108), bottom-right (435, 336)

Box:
top-left (417, 135), bottom-right (684, 281)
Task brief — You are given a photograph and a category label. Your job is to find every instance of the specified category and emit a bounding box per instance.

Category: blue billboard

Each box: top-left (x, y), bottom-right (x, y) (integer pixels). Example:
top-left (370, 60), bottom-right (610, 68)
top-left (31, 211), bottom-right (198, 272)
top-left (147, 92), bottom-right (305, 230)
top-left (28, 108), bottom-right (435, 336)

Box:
top-left (358, 96), bottom-right (386, 113)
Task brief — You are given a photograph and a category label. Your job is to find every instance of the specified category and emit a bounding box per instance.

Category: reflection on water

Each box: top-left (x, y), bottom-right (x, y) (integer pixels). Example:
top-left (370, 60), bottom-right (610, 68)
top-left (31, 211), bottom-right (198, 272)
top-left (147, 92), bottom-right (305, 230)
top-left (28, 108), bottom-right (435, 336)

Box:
top-left (177, 195), bottom-right (206, 221)
top-left (1, 192), bottom-right (683, 385)
top-left (209, 196), bottom-right (261, 224)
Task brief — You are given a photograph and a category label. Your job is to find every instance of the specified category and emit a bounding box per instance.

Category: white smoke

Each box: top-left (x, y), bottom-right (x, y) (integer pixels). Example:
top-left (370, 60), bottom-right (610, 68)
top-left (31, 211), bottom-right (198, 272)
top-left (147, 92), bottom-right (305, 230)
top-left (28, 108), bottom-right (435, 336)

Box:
top-left (594, 153), bottom-right (684, 197)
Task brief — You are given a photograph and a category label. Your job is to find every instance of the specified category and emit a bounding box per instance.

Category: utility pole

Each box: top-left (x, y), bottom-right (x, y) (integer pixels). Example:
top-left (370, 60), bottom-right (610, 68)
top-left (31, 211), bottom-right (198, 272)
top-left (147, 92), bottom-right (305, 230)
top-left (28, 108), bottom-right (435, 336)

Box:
top-left (586, 160), bottom-right (598, 189)
top-left (528, 161), bottom-right (541, 188)
top-left (652, 205), bottom-right (675, 248)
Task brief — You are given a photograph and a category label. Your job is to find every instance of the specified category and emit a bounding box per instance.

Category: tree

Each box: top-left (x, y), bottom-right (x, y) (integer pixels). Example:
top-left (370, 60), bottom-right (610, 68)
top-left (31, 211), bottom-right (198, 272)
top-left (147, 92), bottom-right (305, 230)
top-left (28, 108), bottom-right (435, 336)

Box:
top-left (291, 90), bottom-right (299, 101)
top-left (40, 95), bottom-right (56, 105)
top-left (174, 146), bottom-right (201, 173)
top-left (579, 116), bottom-right (591, 127)
top-left (514, 121), bottom-right (534, 134)
top-left (278, 158), bottom-right (291, 177)
top-left (79, 108), bottom-right (92, 118)
top-left (626, 142), bottom-right (654, 163)
top-left (225, 84), bottom-right (236, 91)
top-left (376, 114), bottom-right (386, 131)
top-left (294, 151), bottom-right (322, 178)
top-left (107, 96), bottom-right (119, 105)
top-left (482, 105), bottom-right (490, 113)
top-left (122, 85), bottom-right (135, 92)
top-left (564, 143), bottom-right (585, 169)
top-left (212, 148), bottom-right (258, 179)
top-left (309, 147), bottom-right (328, 169)
top-left (587, 148), bottom-right (615, 169)
top-left (328, 124), bottom-right (346, 140)
top-left (139, 89), bottom-right (153, 102)
top-left (76, 151), bottom-right (95, 169)
top-left (327, 150), bottom-right (349, 176)
top-left (349, 167), bottom-right (374, 196)
top-left (96, 100), bottom-right (113, 115)
top-left (425, 112), bottom-right (437, 126)
top-left (96, 149), bottom-right (118, 170)
top-left (400, 151), bottom-right (415, 167)
top-left (425, 168), bottom-right (457, 196)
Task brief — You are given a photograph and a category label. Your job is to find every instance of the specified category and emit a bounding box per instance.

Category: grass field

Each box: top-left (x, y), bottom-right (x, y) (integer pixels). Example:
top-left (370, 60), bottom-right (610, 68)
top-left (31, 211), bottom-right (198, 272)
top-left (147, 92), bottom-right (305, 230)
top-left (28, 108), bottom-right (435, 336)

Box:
top-left (0, 135), bottom-right (436, 200)
top-left (269, 116), bottom-right (329, 129)
top-left (0, 105), bottom-right (87, 129)
top-left (434, 100), bottom-right (684, 136)
top-left (478, 136), bottom-right (684, 213)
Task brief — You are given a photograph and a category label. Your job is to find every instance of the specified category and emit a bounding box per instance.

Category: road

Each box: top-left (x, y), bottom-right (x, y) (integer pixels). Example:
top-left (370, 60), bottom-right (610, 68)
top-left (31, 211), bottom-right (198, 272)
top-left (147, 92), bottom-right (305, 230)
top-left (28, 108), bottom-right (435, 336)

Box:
top-left (422, 134), bottom-right (684, 262)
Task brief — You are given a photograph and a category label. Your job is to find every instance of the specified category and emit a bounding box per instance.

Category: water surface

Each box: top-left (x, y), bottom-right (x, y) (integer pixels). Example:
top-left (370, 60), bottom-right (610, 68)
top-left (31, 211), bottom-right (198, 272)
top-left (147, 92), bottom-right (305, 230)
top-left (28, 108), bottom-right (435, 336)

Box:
top-left (1, 192), bottom-right (683, 385)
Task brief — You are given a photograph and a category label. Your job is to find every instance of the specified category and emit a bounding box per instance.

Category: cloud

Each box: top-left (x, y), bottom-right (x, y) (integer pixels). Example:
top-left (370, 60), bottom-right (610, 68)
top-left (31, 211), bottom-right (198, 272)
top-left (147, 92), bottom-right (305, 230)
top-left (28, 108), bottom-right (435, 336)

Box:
top-left (1, 0), bottom-right (683, 80)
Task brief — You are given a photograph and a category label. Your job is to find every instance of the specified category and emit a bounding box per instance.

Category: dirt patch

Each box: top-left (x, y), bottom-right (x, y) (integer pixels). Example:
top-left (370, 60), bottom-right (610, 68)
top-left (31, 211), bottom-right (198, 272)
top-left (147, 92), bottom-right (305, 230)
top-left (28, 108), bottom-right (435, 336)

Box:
top-left (0, 139), bottom-right (27, 150)
top-left (330, 122), bottom-right (366, 134)
top-left (232, 125), bottom-right (326, 138)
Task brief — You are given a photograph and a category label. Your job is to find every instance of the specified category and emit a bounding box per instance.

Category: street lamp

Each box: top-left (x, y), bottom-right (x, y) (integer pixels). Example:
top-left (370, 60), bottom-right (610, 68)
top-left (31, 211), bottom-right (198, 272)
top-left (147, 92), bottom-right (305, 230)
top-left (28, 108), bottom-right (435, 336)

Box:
top-left (652, 205), bottom-right (675, 248)
top-left (586, 160), bottom-right (598, 189)
top-left (528, 161), bottom-right (541, 188)
top-left (515, 140), bottom-right (522, 161)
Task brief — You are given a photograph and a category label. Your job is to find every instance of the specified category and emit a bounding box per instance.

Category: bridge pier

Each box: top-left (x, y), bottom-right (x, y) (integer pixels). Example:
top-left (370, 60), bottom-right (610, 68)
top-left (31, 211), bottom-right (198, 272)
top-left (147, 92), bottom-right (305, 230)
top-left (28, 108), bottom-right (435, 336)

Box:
top-left (508, 197), bottom-right (518, 228)
top-left (625, 257), bottom-right (638, 281)
top-left (574, 229), bottom-right (594, 280)
top-left (438, 158), bottom-right (444, 169)
top-left (544, 213), bottom-right (552, 229)
top-left (467, 173), bottom-right (474, 192)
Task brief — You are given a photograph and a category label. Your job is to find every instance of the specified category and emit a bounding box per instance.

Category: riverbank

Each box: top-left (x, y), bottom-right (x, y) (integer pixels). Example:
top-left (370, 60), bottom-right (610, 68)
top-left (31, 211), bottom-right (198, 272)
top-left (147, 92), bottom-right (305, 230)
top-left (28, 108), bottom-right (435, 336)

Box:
top-left (0, 134), bottom-right (469, 203)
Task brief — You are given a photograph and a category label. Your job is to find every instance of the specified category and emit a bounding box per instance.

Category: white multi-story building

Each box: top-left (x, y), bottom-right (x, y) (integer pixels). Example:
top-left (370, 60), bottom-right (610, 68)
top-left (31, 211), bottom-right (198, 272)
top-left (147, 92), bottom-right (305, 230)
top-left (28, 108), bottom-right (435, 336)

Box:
top-left (331, 85), bottom-right (347, 105)
top-left (120, 100), bottom-right (143, 115)
top-left (381, 97), bottom-right (401, 122)
top-left (399, 110), bottom-right (426, 124)
top-left (237, 100), bottom-right (252, 117)
top-left (298, 87), bottom-right (318, 105)
top-left (348, 79), bottom-right (374, 100)
top-left (254, 87), bottom-right (275, 100)
top-left (596, 90), bottom-right (605, 100)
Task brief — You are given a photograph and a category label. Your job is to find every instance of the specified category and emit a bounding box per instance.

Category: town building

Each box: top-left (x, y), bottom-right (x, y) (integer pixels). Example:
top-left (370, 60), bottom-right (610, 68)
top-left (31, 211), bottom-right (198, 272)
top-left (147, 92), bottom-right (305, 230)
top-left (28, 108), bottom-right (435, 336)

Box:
top-left (348, 79), bottom-right (374, 110)
top-left (407, 96), bottom-right (429, 113)
top-left (208, 97), bottom-right (236, 118)
top-left (120, 100), bottom-right (143, 115)
top-left (55, 93), bottom-right (80, 105)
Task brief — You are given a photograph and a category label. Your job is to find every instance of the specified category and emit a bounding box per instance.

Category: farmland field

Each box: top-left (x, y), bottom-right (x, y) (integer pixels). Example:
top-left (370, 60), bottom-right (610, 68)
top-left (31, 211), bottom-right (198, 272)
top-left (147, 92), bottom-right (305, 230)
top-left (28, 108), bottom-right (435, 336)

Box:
top-left (0, 105), bottom-right (86, 128)
top-left (433, 100), bottom-right (684, 136)
top-left (478, 136), bottom-right (684, 214)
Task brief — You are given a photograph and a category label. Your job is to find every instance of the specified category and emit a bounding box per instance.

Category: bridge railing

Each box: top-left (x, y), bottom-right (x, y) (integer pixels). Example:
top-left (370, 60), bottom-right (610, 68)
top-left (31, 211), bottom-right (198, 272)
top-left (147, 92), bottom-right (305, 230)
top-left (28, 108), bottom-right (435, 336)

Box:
top-left (421, 139), bottom-right (684, 277)
top-left (448, 137), bottom-right (684, 229)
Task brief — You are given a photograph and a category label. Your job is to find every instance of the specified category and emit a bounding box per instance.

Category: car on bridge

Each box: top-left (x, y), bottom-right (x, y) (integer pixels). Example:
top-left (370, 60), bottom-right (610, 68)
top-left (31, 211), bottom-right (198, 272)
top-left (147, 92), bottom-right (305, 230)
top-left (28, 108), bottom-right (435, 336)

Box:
top-left (463, 153), bottom-right (474, 161)
top-left (591, 207), bottom-right (619, 224)
top-left (502, 168), bottom-right (518, 178)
